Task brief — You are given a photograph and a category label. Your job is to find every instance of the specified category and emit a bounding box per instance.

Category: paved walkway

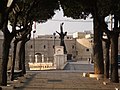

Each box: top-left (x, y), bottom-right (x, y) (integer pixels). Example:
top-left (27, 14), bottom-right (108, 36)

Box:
top-left (5, 61), bottom-right (120, 90)
top-left (63, 62), bottom-right (94, 72)
top-left (12, 71), bottom-right (120, 90)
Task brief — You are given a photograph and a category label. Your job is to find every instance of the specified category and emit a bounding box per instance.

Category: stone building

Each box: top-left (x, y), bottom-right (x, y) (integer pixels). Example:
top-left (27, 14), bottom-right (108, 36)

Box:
top-left (25, 34), bottom-right (76, 64)
top-left (25, 31), bottom-right (94, 64)
top-left (0, 31), bottom-right (94, 70)
top-left (0, 31), bottom-right (120, 70)
top-left (75, 38), bottom-right (92, 61)
top-left (73, 32), bottom-right (93, 61)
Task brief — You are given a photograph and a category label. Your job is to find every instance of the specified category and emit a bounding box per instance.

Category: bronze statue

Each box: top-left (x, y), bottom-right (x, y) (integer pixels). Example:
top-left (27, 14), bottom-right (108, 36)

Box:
top-left (56, 23), bottom-right (67, 54)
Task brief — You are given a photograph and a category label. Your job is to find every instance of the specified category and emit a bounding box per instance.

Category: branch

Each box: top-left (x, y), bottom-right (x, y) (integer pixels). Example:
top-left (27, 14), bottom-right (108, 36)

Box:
top-left (101, 19), bottom-right (112, 37)
top-left (101, 36), bottom-right (110, 43)
top-left (16, 27), bottom-right (26, 33)
top-left (12, 11), bottom-right (19, 33)
top-left (7, 0), bottom-right (16, 13)
top-left (24, 33), bottom-right (31, 43)
top-left (16, 24), bottom-right (32, 41)
top-left (2, 12), bottom-right (10, 34)
top-left (56, 31), bottom-right (60, 35)
top-left (24, 0), bottom-right (36, 28)
top-left (103, 29), bottom-right (111, 37)
top-left (64, 32), bottom-right (67, 36)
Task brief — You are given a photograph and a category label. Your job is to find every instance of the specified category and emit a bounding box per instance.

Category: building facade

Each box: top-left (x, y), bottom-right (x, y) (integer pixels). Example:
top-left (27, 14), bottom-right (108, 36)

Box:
top-left (0, 31), bottom-right (94, 70)
top-left (25, 34), bottom-right (76, 64)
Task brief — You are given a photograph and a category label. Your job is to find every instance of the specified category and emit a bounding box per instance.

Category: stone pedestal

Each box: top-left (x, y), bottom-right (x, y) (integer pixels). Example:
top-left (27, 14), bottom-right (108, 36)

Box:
top-left (54, 46), bottom-right (67, 69)
top-left (54, 54), bottom-right (67, 69)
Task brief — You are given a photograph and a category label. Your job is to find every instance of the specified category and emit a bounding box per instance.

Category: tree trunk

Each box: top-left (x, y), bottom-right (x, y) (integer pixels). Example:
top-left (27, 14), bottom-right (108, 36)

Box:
top-left (0, 0), bottom-right (16, 86)
top-left (11, 41), bottom-right (18, 81)
top-left (1, 40), bottom-right (10, 86)
top-left (18, 42), bottom-right (22, 71)
top-left (18, 42), bottom-right (24, 76)
top-left (19, 40), bottom-right (27, 75)
top-left (19, 42), bottom-right (26, 75)
top-left (93, 15), bottom-right (104, 74)
top-left (104, 40), bottom-right (110, 79)
top-left (1, 33), bottom-right (13, 85)
top-left (110, 33), bottom-right (119, 83)
top-left (21, 42), bottom-right (26, 74)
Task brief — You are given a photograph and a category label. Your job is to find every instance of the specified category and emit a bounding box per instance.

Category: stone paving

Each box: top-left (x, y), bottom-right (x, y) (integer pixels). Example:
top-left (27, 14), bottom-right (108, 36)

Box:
top-left (4, 61), bottom-right (120, 90)
top-left (64, 62), bottom-right (94, 72)
top-left (12, 71), bottom-right (120, 90)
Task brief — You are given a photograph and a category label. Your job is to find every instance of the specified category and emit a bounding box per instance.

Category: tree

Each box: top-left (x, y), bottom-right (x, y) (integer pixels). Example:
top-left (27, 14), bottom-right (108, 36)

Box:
top-left (9, 0), bottom-right (59, 80)
top-left (0, 0), bottom-right (16, 86)
top-left (103, 18), bottom-right (119, 82)
top-left (60, 0), bottom-right (105, 74)
top-left (102, 32), bottom-right (110, 79)
top-left (10, 0), bottom-right (35, 80)
top-left (0, 0), bottom-right (59, 85)
top-left (109, 0), bottom-right (120, 83)
top-left (16, 0), bottom-right (59, 73)
top-left (102, 0), bottom-right (120, 82)
top-left (19, 31), bottom-right (31, 75)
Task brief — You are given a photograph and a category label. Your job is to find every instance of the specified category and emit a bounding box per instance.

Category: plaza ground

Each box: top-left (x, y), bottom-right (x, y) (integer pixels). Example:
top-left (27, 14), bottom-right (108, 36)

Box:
top-left (4, 61), bottom-right (120, 90)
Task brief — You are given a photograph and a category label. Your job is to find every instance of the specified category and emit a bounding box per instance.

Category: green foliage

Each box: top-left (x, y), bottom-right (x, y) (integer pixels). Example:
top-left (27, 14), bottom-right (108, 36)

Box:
top-left (30, 0), bottom-right (59, 22)
top-left (9, 0), bottom-right (59, 27)
top-left (60, 0), bottom-right (113, 19)
top-left (0, 0), bottom-right (10, 29)
top-left (60, 0), bottom-right (95, 19)
top-left (111, 0), bottom-right (120, 18)
top-left (97, 0), bottom-right (112, 17)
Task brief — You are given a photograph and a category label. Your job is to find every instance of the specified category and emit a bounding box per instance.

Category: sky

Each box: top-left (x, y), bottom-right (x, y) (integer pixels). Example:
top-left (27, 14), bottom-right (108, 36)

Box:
top-left (7, 7), bottom-right (112, 38)
top-left (7, 1), bottom-right (112, 38)
top-left (33, 8), bottom-right (93, 37)
top-left (7, 7), bottom-right (93, 38)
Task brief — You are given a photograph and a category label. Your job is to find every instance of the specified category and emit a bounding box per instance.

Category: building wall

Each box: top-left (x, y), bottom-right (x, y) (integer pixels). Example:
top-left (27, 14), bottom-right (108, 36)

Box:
top-left (0, 31), bottom-right (95, 70)
top-left (76, 38), bottom-right (92, 61)
top-left (0, 32), bottom-right (93, 69)
top-left (25, 35), bottom-right (76, 63)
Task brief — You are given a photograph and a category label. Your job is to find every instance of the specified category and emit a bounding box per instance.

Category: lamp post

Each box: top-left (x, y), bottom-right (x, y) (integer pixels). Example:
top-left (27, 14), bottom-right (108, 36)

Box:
top-left (33, 30), bottom-right (36, 63)
top-left (53, 32), bottom-right (56, 54)
top-left (33, 21), bottom-right (36, 63)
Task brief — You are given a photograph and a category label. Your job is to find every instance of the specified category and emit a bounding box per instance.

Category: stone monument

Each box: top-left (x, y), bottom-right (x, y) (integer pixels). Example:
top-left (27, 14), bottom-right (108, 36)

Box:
top-left (54, 46), bottom-right (67, 69)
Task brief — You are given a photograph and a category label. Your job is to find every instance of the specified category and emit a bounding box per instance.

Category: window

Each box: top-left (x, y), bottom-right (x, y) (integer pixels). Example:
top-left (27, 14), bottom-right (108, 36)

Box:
top-left (53, 45), bottom-right (55, 49)
top-left (67, 37), bottom-right (69, 39)
top-left (30, 45), bottom-right (32, 49)
top-left (86, 49), bottom-right (89, 51)
top-left (44, 45), bottom-right (46, 49)
top-left (72, 45), bottom-right (74, 49)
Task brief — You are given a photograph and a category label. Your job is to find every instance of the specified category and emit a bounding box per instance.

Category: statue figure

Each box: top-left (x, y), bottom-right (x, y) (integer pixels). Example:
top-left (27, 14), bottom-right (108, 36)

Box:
top-left (56, 23), bottom-right (67, 54)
